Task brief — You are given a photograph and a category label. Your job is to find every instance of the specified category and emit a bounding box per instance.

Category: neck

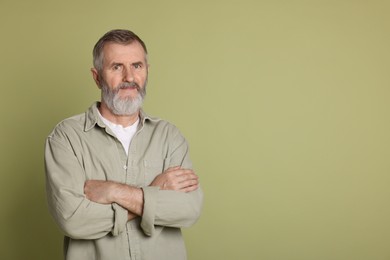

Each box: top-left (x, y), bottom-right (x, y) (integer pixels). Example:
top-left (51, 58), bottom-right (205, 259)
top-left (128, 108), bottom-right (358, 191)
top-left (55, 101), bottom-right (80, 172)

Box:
top-left (99, 102), bottom-right (140, 127)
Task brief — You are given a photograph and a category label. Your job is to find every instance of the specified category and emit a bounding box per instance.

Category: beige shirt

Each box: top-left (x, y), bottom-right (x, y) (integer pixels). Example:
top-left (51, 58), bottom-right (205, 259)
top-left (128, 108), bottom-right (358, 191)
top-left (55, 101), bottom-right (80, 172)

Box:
top-left (45, 102), bottom-right (203, 260)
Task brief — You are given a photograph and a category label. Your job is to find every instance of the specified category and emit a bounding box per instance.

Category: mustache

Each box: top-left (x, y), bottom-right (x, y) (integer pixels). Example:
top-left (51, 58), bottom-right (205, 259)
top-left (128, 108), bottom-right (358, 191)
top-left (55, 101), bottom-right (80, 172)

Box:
top-left (117, 81), bottom-right (140, 90)
top-left (100, 79), bottom-right (146, 98)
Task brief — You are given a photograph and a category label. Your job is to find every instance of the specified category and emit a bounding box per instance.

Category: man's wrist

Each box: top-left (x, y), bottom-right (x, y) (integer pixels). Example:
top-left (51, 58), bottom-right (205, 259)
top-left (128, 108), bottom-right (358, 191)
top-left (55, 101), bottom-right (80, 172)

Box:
top-left (111, 183), bottom-right (144, 216)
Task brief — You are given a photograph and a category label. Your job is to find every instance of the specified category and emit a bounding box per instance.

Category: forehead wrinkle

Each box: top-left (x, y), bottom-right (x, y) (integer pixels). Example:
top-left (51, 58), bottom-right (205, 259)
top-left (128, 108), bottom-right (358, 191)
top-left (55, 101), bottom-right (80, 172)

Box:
top-left (102, 44), bottom-right (147, 68)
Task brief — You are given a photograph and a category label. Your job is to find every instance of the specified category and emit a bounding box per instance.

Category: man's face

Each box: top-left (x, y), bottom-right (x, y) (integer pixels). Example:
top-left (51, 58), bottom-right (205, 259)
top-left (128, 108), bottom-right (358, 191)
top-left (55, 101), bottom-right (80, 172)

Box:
top-left (94, 41), bottom-right (149, 115)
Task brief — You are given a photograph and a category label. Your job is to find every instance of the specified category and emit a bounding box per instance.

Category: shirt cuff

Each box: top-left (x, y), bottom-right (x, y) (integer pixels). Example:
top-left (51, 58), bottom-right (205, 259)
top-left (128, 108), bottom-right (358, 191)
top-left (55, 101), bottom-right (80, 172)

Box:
top-left (111, 203), bottom-right (128, 236)
top-left (140, 186), bottom-right (159, 236)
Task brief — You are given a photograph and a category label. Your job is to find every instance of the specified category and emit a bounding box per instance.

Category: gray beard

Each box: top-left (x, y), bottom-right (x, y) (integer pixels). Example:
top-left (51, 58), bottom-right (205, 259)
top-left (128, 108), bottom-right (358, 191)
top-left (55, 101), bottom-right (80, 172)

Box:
top-left (101, 80), bottom-right (146, 116)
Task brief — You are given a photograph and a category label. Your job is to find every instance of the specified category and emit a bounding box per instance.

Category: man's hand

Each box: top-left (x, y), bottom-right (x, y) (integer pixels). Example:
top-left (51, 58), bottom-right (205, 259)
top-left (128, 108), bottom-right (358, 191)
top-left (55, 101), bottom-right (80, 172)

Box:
top-left (150, 166), bottom-right (199, 193)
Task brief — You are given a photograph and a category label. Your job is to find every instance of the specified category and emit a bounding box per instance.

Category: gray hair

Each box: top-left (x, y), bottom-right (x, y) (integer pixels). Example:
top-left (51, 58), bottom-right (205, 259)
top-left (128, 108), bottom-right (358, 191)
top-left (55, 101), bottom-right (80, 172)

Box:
top-left (92, 29), bottom-right (148, 73)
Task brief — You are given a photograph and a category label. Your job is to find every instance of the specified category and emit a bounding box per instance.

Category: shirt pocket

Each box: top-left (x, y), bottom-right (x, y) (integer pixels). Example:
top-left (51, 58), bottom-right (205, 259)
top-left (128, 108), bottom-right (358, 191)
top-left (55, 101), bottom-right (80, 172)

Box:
top-left (143, 158), bottom-right (170, 186)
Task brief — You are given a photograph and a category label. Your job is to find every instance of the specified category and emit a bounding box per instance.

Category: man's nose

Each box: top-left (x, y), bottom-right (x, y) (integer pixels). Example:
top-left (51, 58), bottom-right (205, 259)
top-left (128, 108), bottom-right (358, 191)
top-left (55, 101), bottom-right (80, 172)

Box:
top-left (123, 67), bottom-right (134, 82)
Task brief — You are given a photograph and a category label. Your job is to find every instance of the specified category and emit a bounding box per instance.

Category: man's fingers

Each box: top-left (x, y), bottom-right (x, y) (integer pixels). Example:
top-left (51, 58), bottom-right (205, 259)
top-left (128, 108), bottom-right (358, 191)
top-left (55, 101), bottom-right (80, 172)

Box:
top-left (168, 170), bottom-right (198, 184)
top-left (177, 174), bottom-right (198, 184)
top-left (175, 176), bottom-right (199, 192)
top-left (152, 167), bottom-right (199, 192)
top-left (165, 166), bottom-right (181, 173)
top-left (180, 184), bottom-right (199, 193)
top-left (170, 169), bottom-right (197, 178)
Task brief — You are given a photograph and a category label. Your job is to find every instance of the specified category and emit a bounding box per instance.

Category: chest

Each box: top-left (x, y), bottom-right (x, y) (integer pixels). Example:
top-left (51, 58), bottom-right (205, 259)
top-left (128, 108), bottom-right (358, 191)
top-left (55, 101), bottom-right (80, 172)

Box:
top-left (74, 127), bottom-right (171, 187)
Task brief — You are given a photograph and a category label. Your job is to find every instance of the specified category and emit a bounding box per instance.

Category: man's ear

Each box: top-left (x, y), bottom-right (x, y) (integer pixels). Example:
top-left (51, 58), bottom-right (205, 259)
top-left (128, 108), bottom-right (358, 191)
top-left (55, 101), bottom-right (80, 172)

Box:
top-left (91, 68), bottom-right (102, 89)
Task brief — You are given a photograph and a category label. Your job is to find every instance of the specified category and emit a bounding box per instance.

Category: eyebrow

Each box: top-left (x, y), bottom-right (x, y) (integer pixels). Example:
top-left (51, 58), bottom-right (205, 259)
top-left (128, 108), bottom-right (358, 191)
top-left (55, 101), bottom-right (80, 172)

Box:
top-left (111, 62), bottom-right (123, 66)
top-left (109, 61), bottom-right (145, 67)
top-left (132, 61), bottom-right (145, 66)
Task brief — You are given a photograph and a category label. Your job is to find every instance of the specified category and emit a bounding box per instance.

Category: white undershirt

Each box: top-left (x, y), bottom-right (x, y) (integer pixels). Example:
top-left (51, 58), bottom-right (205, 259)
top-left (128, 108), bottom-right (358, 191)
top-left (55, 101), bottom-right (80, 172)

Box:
top-left (98, 111), bottom-right (139, 155)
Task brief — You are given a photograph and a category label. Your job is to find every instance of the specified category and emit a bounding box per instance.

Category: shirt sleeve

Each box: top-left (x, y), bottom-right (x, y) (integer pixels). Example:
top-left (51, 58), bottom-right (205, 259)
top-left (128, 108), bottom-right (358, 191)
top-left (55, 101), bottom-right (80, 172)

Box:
top-left (140, 127), bottom-right (204, 236)
top-left (45, 133), bottom-right (128, 239)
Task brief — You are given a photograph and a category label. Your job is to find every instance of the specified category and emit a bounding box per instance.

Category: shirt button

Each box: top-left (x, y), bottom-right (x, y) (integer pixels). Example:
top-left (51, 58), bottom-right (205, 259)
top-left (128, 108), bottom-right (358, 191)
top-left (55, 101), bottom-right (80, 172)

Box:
top-left (123, 165), bottom-right (128, 170)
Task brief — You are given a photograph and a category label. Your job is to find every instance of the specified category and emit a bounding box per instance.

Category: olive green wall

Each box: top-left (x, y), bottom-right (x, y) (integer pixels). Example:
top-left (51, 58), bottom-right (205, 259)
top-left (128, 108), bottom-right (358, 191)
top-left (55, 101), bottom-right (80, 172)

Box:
top-left (1, 1), bottom-right (390, 259)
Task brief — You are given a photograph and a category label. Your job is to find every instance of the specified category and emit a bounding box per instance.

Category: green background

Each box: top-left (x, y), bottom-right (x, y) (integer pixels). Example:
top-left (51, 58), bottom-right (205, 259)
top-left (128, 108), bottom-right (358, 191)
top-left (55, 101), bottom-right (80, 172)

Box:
top-left (1, 0), bottom-right (390, 259)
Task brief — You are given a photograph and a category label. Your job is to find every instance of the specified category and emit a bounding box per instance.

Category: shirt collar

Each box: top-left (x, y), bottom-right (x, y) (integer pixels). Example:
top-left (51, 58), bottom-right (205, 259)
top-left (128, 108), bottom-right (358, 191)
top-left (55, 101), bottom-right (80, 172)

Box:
top-left (84, 102), bottom-right (159, 132)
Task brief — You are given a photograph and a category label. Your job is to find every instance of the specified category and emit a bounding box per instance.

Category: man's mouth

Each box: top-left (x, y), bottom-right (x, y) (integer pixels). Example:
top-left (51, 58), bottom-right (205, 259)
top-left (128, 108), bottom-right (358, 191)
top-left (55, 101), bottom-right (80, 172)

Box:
top-left (119, 82), bottom-right (139, 91)
top-left (121, 86), bottom-right (137, 90)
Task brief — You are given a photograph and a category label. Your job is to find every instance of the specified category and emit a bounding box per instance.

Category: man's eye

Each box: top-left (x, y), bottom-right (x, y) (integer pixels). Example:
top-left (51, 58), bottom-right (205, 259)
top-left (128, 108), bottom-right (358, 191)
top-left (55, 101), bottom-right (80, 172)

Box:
top-left (133, 64), bottom-right (142, 69)
top-left (113, 65), bottom-right (122, 70)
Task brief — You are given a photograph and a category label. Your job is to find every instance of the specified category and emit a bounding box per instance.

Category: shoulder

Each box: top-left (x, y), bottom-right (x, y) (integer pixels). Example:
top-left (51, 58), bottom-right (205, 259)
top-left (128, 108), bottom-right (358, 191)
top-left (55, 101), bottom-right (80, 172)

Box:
top-left (144, 115), bottom-right (182, 136)
top-left (141, 113), bottom-right (188, 146)
top-left (47, 112), bottom-right (86, 141)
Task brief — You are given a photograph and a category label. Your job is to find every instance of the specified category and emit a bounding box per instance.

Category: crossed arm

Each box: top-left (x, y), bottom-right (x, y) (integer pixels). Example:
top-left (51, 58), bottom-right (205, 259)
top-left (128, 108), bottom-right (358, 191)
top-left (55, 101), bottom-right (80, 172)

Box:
top-left (84, 166), bottom-right (199, 221)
